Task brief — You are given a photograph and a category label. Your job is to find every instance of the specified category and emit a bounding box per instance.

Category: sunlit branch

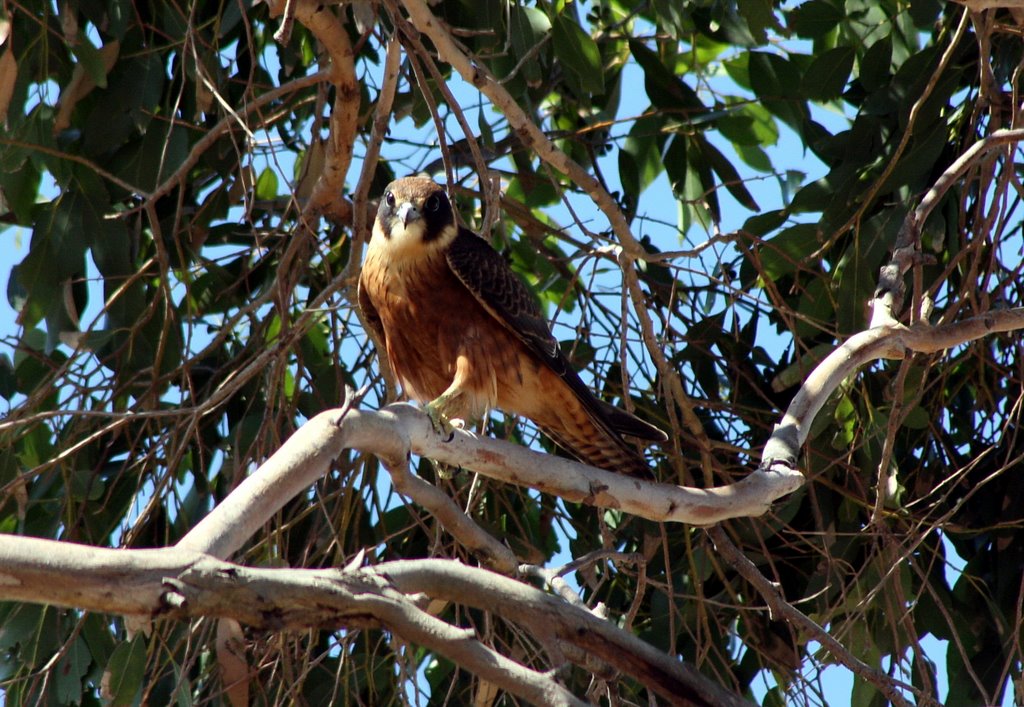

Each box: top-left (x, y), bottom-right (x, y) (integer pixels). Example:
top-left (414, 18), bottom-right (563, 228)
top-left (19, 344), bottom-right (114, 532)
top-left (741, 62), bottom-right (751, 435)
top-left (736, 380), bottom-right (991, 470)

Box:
top-left (0, 541), bottom-right (588, 707)
top-left (762, 307), bottom-right (1024, 472)
top-left (267, 0), bottom-right (359, 224)
top-left (177, 400), bottom-right (802, 569)
top-left (874, 127), bottom-right (1024, 321)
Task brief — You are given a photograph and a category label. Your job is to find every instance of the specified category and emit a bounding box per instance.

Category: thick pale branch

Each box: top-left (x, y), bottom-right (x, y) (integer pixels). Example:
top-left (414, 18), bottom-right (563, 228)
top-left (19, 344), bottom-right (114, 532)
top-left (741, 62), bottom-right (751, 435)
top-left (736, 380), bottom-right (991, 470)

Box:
top-left (0, 541), bottom-right (584, 706)
top-left (170, 398), bottom-right (809, 595)
top-left (0, 536), bottom-right (746, 707)
top-left (181, 400), bottom-right (803, 565)
top-left (762, 308), bottom-right (1024, 472)
top-left (763, 326), bottom-right (907, 467)
top-left (170, 562), bottom-right (588, 707)
top-left (396, 403), bottom-right (802, 524)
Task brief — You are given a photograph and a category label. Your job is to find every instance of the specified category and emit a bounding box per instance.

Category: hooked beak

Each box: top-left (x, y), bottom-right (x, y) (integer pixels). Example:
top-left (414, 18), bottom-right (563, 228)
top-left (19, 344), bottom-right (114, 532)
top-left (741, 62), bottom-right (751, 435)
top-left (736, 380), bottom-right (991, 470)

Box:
top-left (397, 202), bottom-right (420, 227)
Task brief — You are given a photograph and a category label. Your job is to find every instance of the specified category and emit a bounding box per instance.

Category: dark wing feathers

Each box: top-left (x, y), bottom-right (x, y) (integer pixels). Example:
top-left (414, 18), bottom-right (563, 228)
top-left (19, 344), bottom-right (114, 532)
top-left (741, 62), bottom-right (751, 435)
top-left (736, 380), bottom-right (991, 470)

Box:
top-left (445, 228), bottom-right (562, 365)
top-left (445, 228), bottom-right (665, 441)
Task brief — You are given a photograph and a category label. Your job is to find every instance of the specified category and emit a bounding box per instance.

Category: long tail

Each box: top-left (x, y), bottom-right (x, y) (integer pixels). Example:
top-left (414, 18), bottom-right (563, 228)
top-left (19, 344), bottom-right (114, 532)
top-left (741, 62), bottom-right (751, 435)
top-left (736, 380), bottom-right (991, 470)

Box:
top-left (510, 360), bottom-right (663, 478)
top-left (539, 423), bottom-right (654, 477)
top-left (532, 399), bottom-right (658, 478)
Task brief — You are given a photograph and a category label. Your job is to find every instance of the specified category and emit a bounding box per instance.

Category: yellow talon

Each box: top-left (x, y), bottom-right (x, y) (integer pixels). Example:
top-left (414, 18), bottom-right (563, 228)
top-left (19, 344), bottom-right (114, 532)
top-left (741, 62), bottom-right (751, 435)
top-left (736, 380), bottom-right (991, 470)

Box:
top-left (424, 389), bottom-right (467, 440)
top-left (424, 401), bottom-right (455, 439)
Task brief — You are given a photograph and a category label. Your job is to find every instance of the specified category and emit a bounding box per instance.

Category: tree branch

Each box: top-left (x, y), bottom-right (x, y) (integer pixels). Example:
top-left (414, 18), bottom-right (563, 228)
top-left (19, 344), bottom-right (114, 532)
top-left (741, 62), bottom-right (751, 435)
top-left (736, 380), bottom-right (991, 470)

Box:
top-left (0, 538), bottom-right (748, 707)
top-left (874, 127), bottom-right (1024, 319)
top-left (0, 541), bottom-right (585, 706)
top-left (762, 307), bottom-right (1024, 472)
top-left (178, 400), bottom-right (804, 567)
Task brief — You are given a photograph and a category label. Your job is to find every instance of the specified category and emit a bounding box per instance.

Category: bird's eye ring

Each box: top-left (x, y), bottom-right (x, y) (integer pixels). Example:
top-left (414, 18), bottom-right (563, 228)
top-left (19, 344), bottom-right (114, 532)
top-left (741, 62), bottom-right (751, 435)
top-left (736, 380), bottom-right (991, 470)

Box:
top-left (385, 191), bottom-right (395, 208)
top-left (425, 194), bottom-right (440, 212)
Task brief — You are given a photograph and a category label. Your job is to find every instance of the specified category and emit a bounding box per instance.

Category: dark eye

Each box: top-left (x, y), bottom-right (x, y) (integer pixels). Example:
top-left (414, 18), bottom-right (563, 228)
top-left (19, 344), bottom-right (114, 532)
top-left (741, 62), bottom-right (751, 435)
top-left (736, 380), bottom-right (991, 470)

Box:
top-left (385, 191), bottom-right (395, 208)
top-left (425, 194), bottom-right (441, 213)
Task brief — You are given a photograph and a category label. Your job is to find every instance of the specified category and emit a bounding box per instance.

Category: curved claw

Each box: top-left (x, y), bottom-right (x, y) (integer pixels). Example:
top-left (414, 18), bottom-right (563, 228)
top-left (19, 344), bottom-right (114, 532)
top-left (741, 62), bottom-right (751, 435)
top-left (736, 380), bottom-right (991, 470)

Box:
top-left (424, 401), bottom-right (456, 442)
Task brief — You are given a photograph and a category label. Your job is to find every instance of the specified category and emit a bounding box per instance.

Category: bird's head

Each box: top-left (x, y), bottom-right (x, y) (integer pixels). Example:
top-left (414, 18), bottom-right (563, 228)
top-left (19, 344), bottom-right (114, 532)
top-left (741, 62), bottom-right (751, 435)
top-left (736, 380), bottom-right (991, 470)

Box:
top-left (373, 177), bottom-right (457, 261)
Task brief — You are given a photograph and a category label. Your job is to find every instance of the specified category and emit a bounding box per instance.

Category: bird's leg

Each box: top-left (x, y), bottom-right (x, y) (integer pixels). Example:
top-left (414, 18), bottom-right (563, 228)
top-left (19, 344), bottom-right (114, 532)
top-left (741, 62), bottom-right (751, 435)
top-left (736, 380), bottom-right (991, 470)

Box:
top-left (423, 389), bottom-right (468, 480)
top-left (424, 355), bottom-right (474, 438)
top-left (423, 360), bottom-right (476, 479)
top-left (424, 388), bottom-right (467, 440)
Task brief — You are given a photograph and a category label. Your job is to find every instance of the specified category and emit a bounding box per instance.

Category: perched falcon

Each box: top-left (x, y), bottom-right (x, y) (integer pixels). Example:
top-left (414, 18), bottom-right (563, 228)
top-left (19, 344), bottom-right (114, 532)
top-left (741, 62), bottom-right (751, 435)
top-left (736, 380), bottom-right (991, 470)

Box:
top-left (358, 176), bottom-right (666, 477)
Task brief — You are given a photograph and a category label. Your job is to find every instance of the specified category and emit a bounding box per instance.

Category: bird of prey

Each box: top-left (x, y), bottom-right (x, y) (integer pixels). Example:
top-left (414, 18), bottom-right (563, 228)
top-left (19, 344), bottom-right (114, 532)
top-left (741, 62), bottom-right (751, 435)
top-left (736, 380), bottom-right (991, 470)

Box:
top-left (358, 176), bottom-right (666, 477)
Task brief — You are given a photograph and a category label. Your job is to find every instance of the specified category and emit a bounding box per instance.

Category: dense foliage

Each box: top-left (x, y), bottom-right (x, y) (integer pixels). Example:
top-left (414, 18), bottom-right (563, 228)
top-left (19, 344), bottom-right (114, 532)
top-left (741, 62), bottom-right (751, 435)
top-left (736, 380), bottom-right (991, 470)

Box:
top-left (1, 0), bottom-right (1022, 704)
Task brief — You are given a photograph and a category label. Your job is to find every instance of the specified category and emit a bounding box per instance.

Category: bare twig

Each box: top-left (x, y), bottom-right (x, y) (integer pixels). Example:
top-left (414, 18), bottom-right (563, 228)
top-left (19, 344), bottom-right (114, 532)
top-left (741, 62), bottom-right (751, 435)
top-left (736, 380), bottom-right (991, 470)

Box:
top-left (144, 69), bottom-right (329, 208)
top-left (707, 526), bottom-right (917, 707)
top-left (874, 127), bottom-right (1024, 321)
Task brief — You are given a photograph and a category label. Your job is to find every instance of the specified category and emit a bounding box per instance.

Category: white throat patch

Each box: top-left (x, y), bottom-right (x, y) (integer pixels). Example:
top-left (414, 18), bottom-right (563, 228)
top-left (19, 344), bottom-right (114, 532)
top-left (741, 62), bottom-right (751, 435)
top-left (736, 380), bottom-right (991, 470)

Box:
top-left (382, 217), bottom-right (428, 262)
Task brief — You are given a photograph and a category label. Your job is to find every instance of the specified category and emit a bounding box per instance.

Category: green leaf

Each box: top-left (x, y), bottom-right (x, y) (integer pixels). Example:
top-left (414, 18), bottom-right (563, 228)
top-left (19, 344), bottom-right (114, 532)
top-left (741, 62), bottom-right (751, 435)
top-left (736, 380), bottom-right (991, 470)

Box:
top-left (694, 135), bottom-right (760, 211)
top-left (0, 159), bottom-right (41, 224)
top-left (105, 635), bottom-right (148, 706)
top-left (716, 103), bottom-right (778, 147)
top-left (81, 612), bottom-right (116, 668)
top-left (734, 142), bottom-right (773, 172)
top-left (619, 114), bottom-right (665, 200)
top-left (70, 32), bottom-right (110, 89)
top-left (551, 12), bottom-right (603, 95)
top-left (509, 6), bottom-right (550, 87)
top-left (0, 353), bottom-right (14, 400)
top-left (787, 0), bottom-right (843, 39)
top-left (256, 167), bottom-right (279, 200)
top-left (723, 53), bottom-right (751, 91)
top-left (742, 209), bottom-right (787, 237)
top-left (56, 633), bottom-right (91, 704)
top-left (0, 603), bottom-right (61, 668)
top-left (859, 38), bottom-right (893, 93)
top-left (737, 0), bottom-right (778, 42)
top-left (69, 467), bottom-right (105, 501)
top-left (629, 39), bottom-right (706, 116)
top-left (803, 46), bottom-right (854, 100)
top-left (748, 51), bottom-right (807, 130)
top-left (113, 121), bottom-right (189, 193)
top-left (758, 223), bottom-right (820, 280)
